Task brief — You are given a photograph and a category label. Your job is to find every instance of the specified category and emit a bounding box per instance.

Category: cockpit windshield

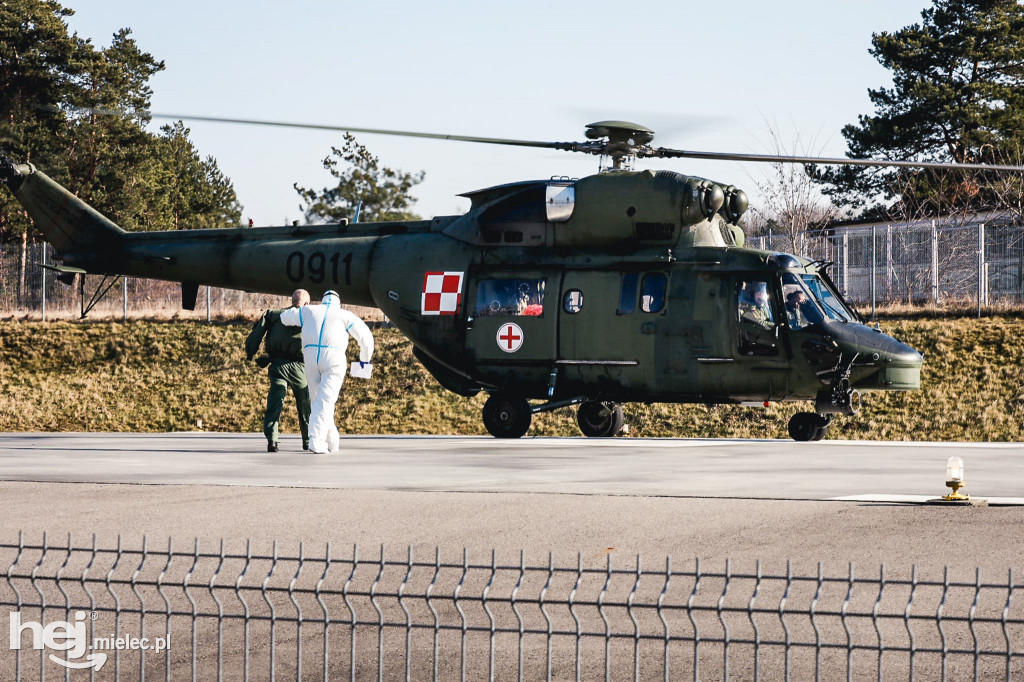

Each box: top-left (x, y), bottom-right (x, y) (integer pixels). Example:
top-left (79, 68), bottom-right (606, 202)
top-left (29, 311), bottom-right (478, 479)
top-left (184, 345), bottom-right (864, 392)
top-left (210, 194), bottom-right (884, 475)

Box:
top-left (780, 273), bottom-right (825, 330)
top-left (800, 274), bottom-right (856, 322)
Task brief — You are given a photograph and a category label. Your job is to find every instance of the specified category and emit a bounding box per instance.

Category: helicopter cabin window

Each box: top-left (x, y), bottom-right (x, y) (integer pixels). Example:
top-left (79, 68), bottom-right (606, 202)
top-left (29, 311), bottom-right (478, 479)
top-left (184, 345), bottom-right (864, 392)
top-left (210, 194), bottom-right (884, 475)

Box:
top-left (478, 185), bottom-right (547, 246)
top-left (736, 279), bottom-right (778, 356)
top-left (618, 273), bottom-right (639, 314)
top-left (640, 273), bottom-right (667, 313)
top-left (563, 289), bottom-right (584, 314)
top-left (475, 278), bottom-right (546, 317)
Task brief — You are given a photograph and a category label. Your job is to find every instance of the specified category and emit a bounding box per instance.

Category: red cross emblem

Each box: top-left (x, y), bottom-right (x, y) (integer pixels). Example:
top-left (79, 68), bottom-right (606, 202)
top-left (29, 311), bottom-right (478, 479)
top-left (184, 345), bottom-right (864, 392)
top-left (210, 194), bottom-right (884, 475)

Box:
top-left (496, 323), bottom-right (524, 353)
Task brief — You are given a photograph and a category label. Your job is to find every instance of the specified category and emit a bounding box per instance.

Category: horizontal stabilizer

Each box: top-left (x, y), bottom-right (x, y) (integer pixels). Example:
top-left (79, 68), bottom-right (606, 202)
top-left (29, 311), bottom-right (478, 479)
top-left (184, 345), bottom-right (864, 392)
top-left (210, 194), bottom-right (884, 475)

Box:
top-left (39, 263), bottom-right (87, 274)
top-left (40, 262), bottom-right (88, 285)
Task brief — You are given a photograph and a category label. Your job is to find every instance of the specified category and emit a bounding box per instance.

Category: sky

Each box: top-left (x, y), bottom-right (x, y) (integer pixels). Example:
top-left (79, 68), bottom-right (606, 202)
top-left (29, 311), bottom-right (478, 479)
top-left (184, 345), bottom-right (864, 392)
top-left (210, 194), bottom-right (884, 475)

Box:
top-left (62, 0), bottom-right (931, 225)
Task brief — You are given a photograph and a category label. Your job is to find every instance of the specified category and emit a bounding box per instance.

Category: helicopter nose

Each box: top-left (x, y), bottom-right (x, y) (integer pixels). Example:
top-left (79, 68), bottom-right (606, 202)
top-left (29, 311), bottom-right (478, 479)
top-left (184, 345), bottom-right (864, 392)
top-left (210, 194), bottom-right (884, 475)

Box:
top-left (827, 322), bottom-right (923, 391)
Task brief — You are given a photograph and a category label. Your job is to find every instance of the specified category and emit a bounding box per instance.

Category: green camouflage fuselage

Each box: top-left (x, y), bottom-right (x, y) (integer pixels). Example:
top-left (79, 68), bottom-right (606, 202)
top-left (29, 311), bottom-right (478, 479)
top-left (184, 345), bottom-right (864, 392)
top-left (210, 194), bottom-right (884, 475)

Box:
top-left (6, 163), bottom-right (922, 406)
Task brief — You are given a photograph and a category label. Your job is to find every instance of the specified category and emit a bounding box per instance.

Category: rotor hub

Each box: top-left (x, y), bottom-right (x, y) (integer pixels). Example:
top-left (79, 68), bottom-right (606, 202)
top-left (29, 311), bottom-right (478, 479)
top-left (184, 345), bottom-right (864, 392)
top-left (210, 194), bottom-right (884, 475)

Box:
top-left (583, 121), bottom-right (656, 171)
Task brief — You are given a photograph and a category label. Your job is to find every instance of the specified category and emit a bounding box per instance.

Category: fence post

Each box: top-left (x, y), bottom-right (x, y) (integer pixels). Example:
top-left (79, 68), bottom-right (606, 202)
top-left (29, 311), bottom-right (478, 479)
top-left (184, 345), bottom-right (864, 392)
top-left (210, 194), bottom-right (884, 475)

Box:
top-left (930, 219), bottom-right (939, 303)
top-left (40, 243), bottom-right (46, 322)
top-left (871, 224), bottom-right (877, 320)
top-left (842, 232), bottom-right (849, 295)
top-left (978, 223), bottom-right (986, 317)
top-left (886, 225), bottom-right (893, 299)
top-left (123, 277), bottom-right (128, 321)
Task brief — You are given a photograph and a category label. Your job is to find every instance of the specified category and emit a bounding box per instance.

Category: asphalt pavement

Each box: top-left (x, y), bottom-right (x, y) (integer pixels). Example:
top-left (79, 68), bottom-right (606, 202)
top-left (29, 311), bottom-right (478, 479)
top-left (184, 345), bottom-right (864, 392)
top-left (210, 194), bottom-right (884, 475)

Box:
top-left (0, 433), bottom-right (1021, 571)
top-left (1, 432), bottom-right (1022, 500)
top-left (3, 433), bottom-right (1023, 680)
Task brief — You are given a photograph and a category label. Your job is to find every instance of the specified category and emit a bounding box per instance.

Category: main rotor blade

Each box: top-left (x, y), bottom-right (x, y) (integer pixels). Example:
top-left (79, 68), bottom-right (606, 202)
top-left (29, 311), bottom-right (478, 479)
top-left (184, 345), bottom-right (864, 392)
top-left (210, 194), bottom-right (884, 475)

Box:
top-left (147, 112), bottom-right (576, 151)
top-left (649, 147), bottom-right (1024, 172)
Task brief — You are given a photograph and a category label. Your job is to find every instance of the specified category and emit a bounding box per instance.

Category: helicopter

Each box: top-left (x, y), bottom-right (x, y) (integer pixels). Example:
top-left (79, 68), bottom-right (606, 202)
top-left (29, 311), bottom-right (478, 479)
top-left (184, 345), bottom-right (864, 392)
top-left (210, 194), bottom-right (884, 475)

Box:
top-left (3, 118), bottom-right (1023, 441)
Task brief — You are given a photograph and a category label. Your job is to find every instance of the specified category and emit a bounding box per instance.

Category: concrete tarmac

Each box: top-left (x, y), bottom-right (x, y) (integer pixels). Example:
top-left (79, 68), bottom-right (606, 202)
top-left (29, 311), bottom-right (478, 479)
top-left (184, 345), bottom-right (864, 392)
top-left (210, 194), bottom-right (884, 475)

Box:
top-left (0, 433), bottom-right (1022, 572)
top-left (2, 433), bottom-right (1023, 680)
top-left (2, 432), bottom-right (1023, 500)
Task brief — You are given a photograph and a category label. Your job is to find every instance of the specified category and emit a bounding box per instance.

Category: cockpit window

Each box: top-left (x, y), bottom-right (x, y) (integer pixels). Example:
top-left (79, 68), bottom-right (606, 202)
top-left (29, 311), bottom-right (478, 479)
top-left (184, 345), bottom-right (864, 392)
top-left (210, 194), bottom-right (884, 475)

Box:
top-left (781, 273), bottom-right (825, 330)
top-left (736, 278), bottom-right (778, 356)
top-left (800, 274), bottom-right (855, 322)
top-left (737, 279), bottom-right (775, 328)
top-left (475, 278), bottom-right (546, 317)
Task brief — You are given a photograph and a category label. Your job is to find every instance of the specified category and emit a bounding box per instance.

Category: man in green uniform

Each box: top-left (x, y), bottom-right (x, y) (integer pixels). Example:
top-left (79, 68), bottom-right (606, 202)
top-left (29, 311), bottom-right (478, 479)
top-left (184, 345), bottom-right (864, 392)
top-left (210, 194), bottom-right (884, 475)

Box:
top-left (785, 290), bottom-right (810, 330)
top-left (246, 289), bottom-right (312, 452)
top-left (739, 281), bottom-right (774, 330)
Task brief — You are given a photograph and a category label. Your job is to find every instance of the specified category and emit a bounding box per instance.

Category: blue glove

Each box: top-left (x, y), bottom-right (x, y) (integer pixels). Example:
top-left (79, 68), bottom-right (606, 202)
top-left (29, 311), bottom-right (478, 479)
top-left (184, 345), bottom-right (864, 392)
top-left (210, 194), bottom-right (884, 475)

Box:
top-left (360, 361), bottom-right (367, 368)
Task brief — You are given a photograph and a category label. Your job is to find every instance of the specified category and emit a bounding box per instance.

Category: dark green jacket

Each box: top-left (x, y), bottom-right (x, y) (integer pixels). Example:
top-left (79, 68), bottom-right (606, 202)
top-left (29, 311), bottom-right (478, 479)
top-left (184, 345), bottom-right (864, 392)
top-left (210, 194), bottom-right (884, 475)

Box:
top-left (246, 308), bottom-right (303, 362)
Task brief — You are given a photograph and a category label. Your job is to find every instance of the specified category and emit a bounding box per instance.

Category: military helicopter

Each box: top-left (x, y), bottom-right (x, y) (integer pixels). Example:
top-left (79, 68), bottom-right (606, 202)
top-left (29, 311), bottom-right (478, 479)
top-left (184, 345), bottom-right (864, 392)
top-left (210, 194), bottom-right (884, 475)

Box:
top-left (3, 117), bottom-right (1022, 441)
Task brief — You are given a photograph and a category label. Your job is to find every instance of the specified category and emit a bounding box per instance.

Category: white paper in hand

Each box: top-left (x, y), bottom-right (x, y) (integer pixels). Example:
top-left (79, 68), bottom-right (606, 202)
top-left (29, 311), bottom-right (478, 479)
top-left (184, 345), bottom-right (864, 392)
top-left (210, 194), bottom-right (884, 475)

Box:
top-left (350, 362), bottom-right (373, 379)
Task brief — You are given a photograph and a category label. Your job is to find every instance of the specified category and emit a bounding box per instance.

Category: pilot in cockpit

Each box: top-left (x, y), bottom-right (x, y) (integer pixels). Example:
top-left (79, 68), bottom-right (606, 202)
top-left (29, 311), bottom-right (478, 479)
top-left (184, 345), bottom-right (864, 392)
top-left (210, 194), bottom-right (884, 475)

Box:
top-left (738, 281), bottom-right (774, 330)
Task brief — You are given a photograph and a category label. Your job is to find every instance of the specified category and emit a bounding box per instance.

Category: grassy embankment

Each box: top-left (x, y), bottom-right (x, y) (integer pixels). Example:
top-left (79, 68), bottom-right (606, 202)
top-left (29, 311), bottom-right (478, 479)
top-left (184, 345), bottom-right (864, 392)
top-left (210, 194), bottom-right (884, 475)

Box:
top-left (0, 317), bottom-right (1021, 440)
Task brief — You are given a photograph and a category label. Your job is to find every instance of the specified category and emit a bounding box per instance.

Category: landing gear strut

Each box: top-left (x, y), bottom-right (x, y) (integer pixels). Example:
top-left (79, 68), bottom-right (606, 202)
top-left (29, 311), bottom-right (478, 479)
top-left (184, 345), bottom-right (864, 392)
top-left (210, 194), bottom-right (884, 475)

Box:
top-left (791, 352), bottom-right (862, 441)
top-left (576, 400), bottom-right (625, 438)
top-left (788, 412), bottom-right (831, 442)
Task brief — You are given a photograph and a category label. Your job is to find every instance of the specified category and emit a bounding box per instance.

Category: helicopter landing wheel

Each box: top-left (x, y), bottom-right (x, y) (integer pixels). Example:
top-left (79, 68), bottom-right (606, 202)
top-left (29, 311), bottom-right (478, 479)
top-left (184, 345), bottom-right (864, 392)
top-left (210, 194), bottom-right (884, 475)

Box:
top-left (482, 394), bottom-right (532, 439)
top-left (576, 400), bottom-right (625, 438)
top-left (788, 412), bottom-right (830, 442)
top-left (811, 415), bottom-right (832, 441)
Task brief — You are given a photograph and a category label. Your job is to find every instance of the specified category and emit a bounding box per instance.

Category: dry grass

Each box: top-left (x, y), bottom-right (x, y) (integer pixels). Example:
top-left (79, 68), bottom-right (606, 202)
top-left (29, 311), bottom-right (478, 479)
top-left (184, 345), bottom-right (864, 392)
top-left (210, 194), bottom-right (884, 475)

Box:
top-left (865, 300), bottom-right (1024, 320)
top-left (1, 317), bottom-right (1022, 441)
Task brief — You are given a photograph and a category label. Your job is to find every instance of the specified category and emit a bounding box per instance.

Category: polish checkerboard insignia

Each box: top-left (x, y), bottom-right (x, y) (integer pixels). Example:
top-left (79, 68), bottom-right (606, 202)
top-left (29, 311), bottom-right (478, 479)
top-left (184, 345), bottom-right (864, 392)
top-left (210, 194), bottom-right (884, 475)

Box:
top-left (421, 271), bottom-right (464, 315)
top-left (496, 322), bottom-right (524, 353)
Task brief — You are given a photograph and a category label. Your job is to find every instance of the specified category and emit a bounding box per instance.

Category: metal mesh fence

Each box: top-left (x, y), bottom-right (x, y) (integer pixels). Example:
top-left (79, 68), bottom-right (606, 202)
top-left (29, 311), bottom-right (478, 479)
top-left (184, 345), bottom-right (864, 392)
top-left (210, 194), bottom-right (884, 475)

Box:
top-left (750, 217), bottom-right (1024, 309)
top-left (1, 533), bottom-right (1022, 681)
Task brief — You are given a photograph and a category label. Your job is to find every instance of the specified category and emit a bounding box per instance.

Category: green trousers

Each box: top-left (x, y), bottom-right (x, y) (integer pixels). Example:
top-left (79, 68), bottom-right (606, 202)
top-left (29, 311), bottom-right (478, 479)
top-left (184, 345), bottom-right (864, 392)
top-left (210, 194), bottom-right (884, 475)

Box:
top-left (264, 359), bottom-right (311, 446)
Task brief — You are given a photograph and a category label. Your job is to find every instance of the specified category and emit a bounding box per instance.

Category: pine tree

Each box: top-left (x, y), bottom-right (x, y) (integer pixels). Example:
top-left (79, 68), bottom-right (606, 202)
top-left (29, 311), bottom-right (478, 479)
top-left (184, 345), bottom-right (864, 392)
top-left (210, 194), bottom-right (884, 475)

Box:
top-left (294, 133), bottom-right (424, 223)
top-left (1, 3), bottom-right (244, 242)
top-left (158, 121), bottom-right (241, 230)
top-left (815, 0), bottom-right (1024, 217)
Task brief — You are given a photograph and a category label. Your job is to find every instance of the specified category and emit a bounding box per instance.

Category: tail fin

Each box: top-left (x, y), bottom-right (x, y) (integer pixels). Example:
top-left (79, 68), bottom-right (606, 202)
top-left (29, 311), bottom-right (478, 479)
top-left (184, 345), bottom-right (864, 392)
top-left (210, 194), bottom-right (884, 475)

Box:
top-left (0, 157), bottom-right (125, 257)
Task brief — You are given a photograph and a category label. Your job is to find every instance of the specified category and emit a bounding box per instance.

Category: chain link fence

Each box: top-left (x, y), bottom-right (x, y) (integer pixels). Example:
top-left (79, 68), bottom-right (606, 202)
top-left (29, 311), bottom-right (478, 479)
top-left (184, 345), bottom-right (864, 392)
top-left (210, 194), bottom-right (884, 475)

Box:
top-left (2, 532), bottom-right (1022, 681)
top-left (751, 215), bottom-right (1024, 311)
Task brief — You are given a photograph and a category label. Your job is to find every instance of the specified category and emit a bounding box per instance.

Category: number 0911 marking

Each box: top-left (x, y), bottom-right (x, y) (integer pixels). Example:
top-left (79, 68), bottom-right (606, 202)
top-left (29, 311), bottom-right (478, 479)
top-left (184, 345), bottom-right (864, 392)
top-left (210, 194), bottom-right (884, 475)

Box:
top-left (286, 251), bottom-right (353, 286)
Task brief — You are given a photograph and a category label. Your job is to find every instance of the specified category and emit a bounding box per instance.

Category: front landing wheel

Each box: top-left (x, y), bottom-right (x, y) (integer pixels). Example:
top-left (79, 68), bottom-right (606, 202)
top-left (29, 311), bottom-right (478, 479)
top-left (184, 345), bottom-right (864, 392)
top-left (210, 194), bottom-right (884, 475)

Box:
top-left (482, 394), bottom-right (532, 438)
top-left (576, 401), bottom-right (625, 437)
top-left (788, 412), bottom-right (830, 442)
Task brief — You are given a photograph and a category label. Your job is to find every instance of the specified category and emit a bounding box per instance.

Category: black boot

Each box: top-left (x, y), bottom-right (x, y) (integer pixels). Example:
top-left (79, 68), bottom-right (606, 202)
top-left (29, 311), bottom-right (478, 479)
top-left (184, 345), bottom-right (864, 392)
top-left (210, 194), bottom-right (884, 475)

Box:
top-left (267, 442), bottom-right (279, 452)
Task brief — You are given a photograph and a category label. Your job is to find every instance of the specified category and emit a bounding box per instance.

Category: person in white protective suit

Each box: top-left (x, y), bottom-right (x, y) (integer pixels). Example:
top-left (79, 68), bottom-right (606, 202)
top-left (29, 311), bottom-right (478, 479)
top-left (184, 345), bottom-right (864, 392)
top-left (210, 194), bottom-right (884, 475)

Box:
top-left (279, 290), bottom-right (374, 453)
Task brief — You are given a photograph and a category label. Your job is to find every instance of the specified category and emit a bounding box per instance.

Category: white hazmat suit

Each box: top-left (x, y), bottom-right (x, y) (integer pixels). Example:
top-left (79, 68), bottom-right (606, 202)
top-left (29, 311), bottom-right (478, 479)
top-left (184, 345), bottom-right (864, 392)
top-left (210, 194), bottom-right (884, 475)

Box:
top-left (280, 291), bottom-right (374, 453)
